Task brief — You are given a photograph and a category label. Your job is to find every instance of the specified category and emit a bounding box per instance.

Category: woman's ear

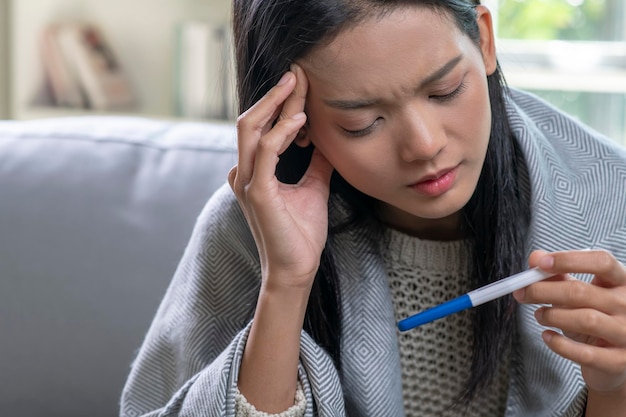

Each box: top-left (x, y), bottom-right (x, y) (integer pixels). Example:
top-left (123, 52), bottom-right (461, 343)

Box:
top-left (294, 126), bottom-right (311, 147)
top-left (475, 5), bottom-right (497, 76)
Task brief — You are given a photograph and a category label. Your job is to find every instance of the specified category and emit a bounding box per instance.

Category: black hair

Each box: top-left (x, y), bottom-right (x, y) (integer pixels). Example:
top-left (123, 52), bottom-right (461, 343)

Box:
top-left (233, 0), bottom-right (531, 405)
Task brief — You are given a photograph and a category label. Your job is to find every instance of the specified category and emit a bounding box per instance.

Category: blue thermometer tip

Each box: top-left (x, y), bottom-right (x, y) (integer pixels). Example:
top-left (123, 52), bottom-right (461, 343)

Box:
top-left (397, 294), bottom-right (473, 332)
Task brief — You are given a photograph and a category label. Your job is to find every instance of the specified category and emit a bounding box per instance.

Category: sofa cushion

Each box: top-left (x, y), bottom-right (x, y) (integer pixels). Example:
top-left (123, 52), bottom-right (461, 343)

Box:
top-left (0, 116), bottom-right (236, 417)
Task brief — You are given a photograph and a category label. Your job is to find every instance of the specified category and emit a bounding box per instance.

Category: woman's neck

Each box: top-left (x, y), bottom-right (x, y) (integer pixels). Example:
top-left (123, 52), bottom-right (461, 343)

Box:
top-left (376, 202), bottom-right (465, 241)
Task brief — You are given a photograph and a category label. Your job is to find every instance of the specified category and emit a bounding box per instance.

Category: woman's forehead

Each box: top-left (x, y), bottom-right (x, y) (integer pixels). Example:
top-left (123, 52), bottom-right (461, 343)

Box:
top-left (299, 7), bottom-right (468, 97)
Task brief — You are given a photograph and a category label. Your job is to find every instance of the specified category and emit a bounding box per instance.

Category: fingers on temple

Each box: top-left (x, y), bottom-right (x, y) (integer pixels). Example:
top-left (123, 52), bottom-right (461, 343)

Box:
top-left (235, 71), bottom-right (297, 186)
top-left (275, 64), bottom-right (310, 154)
top-left (279, 64), bottom-right (309, 123)
top-left (250, 113), bottom-right (307, 186)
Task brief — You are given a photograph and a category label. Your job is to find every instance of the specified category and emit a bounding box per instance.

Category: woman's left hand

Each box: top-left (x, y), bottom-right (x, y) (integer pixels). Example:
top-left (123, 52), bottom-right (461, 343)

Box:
top-left (514, 249), bottom-right (626, 395)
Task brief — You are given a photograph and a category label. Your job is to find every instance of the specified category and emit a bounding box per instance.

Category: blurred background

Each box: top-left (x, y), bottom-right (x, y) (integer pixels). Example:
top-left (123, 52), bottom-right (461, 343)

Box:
top-left (0, 0), bottom-right (625, 145)
top-left (491, 0), bottom-right (626, 146)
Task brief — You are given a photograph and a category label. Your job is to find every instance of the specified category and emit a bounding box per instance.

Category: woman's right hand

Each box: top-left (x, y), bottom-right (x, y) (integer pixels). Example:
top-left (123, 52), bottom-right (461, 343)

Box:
top-left (228, 64), bottom-right (334, 291)
top-left (230, 65), bottom-right (334, 412)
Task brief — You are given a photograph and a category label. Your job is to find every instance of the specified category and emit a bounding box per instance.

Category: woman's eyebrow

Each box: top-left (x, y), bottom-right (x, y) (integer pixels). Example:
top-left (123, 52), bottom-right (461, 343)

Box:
top-left (417, 53), bottom-right (463, 90)
top-left (324, 97), bottom-right (379, 110)
top-left (323, 53), bottom-right (464, 111)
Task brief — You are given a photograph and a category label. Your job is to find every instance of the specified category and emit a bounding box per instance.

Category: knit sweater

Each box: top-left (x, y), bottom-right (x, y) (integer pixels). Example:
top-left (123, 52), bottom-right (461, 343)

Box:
top-left (235, 229), bottom-right (508, 417)
top-left (384, 230), bottom-right (509, 416)
top-left (121, 89), bottom-right (626, 417)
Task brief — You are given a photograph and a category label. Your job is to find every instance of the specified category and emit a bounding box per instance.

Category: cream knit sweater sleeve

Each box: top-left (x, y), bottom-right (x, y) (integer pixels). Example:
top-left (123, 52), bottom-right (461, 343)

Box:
top-left (235, 383), bottom-right (306, 417)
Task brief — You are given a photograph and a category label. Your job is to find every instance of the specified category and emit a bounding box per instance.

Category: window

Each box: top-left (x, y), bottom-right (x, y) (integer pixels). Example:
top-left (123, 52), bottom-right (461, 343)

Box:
top-left (487, 0), bottom-right (626, 145)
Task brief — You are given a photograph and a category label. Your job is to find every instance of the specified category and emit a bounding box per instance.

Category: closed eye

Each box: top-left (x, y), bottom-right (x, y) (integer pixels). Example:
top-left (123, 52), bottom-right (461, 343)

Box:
top-left (430, 81), bottom-right (468, 103)
top-left (341, 118), bottom-right (381, 137)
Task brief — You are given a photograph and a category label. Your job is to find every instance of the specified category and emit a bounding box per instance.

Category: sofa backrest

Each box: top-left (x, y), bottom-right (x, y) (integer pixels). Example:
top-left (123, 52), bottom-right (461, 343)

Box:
top-left (0, 116), bottom-right (236, 417)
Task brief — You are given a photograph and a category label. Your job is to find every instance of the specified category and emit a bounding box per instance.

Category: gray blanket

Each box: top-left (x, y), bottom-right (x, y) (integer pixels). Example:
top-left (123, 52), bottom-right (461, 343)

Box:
top-left (121, 89), bottom-right (626, 417)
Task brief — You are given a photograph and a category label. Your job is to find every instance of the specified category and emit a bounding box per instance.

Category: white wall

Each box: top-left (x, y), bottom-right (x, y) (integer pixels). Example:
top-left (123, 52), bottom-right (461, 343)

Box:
top-left (0, 0), bottom-right (9, 119)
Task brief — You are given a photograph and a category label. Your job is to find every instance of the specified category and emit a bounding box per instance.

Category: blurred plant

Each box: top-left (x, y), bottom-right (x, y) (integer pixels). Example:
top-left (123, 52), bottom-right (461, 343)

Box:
top-left (498, 0), bottom-right (608, 40)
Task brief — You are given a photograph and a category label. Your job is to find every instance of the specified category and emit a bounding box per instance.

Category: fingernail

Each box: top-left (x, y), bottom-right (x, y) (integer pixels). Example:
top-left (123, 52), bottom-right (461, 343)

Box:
top-left (277, 72), bottom-right (291, 86)
top-left (542, 331), bottom-right (553, 343)
top-left (292, 112), bottom-right (306, 121)
top-left (539, 255), bottom-right (554, 271)
top-left (513, 288), bottom-right (525, 301)
top-left (535, 308), bottom-right (544, 321)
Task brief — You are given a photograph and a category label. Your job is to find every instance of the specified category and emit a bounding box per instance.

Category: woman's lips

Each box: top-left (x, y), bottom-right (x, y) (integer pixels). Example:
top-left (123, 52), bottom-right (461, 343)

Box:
top-left (410, 166), bottom-right (458, 197)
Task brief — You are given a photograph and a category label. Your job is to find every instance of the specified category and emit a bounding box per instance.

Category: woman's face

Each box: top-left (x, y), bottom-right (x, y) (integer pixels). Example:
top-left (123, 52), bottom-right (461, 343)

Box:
top-left (300, 6), bottom-right (497, 240)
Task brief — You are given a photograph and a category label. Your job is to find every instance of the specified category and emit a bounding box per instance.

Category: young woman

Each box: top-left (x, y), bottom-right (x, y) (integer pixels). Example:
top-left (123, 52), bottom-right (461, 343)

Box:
top-left (121, 1), bottom-right (626, 416)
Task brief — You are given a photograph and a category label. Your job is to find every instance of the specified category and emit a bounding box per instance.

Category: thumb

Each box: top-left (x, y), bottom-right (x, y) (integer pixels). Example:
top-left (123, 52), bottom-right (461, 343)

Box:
top-left (301, 148), bottom-right (334, 191)
top-left (228, 165), bottom-right (238, 190)
top-left (528, 249), bottom-right (549, 269)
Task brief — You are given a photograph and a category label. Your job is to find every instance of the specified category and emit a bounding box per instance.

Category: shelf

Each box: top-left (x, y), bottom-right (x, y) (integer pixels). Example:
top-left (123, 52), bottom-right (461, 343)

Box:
top-left (7, 0), bottom-right (231, 121)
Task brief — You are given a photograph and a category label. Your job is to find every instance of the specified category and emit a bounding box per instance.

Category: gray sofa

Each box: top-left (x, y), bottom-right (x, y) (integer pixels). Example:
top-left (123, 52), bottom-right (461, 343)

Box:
top-left (0, 116), bottom-right (237, 417)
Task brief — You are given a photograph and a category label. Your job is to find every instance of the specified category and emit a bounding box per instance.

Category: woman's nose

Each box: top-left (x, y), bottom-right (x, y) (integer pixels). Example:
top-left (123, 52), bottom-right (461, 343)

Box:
top-left (397, 106), bottom-right (447, 162)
